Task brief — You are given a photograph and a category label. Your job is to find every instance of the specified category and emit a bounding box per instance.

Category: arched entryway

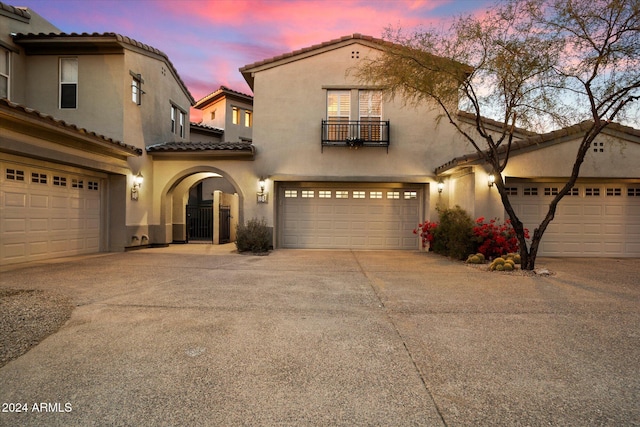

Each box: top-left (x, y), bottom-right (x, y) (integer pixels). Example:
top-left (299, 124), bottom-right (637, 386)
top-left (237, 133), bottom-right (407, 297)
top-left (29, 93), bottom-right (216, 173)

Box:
top-left (159, 166), bottom-right (244, 245)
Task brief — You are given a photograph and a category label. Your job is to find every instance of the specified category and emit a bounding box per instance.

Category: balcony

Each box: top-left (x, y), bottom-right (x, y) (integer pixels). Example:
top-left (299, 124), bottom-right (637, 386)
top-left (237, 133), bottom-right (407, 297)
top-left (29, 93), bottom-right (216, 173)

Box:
top-left (321, 120), bottom-right (390, 152)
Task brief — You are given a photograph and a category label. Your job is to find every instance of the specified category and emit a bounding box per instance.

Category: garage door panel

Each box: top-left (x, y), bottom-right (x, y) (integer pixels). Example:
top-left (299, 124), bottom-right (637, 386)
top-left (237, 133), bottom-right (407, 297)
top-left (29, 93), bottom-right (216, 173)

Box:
top-left (30, 194), bottom-right (49, 208)
top-left (5, 192), bottom-right (27, 207)
top-left (4, 218), bottom-right (26, 233)
top-left (280, 184), bottom-right (420, 249)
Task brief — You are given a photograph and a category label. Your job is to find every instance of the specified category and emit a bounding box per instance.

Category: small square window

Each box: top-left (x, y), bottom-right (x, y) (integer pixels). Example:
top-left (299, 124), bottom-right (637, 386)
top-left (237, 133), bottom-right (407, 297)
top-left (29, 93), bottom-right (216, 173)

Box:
top-left (370, 191), bottom-right (382, 199)
top-left (88, 181), bottom-right (99, 190)
top-left (523, 187), bottom-right (538, 196)
top-left (32, 172), bottom-right (47, 184)
top-left (301, 190), bottom-right (314, 198)
top-left (6, 168), bottom-right (25, 181)
top-left (53, 176), bottom-right (67, 187)
top-left (404, 191), bottom-right (417, 199)
top-left (335, 191), bottom-right (349, 199)
top-left (72, 178), bottom-right (84, 189)
top-left (353, 191), bottom-right (366, 199)
top-left (628, 188), bottom-right (640, 197)
top-left (567, 187), bottom-right (580, 196)
top-left (284, 190), bottom-right (298, 198)
top-left (505, 187), bottom-right (518, 196)
top-left (606, 188), bottom-right (621, 196)
top-left (319, 190), bottom-right (331, 198)
top-left (544, 187), bottom-right (559, 196)
top-left (585, 187), bottom-right (600, 196)
top-left (387, 191), bottom-right (400, 199)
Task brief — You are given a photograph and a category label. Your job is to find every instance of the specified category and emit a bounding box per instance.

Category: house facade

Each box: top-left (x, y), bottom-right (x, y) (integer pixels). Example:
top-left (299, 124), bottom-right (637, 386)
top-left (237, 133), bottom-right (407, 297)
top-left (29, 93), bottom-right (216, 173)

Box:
top-left (1, 2), bottom-right (638, 266)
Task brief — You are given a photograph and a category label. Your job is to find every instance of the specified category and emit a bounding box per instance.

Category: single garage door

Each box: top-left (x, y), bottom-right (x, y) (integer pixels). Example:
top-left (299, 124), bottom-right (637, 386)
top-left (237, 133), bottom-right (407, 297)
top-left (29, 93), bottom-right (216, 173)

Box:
top-left (279, 184), bottom-right (421, 249)
top-left (509, 182), bottom-right (640, 257)
top-left (1, 160), bottom-right (103, 265)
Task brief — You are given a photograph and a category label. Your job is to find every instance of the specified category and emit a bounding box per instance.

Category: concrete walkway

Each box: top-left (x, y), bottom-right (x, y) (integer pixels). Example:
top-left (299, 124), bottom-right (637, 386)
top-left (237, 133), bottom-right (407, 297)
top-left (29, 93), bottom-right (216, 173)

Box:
top-left (0, 245), bottom-right (639, 426)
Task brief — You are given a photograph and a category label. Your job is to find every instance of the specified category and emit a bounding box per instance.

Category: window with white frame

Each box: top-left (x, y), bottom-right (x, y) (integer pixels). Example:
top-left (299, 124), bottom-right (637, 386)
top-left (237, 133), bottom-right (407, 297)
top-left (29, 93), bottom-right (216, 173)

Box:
top-left (170, 105), bottom-right (186, 138)
top-left (0, 48), bottom-right (9, 99)
top-left (131, 74), bottom-right (143, 105)
top-left (60, 58), bottom-right (78, 109)
top-left (327, 90), bottom-right (350, 140)
top-left (359, 90), bottom-right (382, 141)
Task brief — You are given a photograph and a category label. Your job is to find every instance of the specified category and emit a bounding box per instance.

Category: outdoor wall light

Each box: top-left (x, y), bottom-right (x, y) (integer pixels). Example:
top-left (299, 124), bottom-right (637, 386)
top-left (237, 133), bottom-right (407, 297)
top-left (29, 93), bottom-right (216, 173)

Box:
top-left (488, 174), bottom-right (495, 188)
top-left (257, 177), bottom-right (268, 203)
top-left (131, 172), bottom-right (143, 200)
top-left (437, 181), bottom-right (444, 193)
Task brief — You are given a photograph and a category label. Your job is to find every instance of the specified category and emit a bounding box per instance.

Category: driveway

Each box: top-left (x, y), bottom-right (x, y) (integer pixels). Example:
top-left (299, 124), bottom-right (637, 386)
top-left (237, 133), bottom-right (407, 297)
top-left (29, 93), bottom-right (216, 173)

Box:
top-left (0, 246), bottom-right (639, 426)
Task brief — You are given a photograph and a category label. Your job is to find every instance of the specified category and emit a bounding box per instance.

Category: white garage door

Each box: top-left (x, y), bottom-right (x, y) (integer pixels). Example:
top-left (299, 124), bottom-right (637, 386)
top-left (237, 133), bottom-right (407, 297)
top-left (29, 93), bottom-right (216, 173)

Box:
top-left (509, 183), bottom-right (640, 257)
top-left (1, 160), bottom-right (103, 265)
top-left (279, 184), bottom-right (421, 249)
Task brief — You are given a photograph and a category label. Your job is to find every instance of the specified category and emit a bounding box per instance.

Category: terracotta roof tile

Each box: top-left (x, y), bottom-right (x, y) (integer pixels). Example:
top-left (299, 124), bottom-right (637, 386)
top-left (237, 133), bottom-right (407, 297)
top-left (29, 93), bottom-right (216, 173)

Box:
top-left (146, 141), bottom-right (254, 153)
top-left (0, 98), bottom-right (142, 155)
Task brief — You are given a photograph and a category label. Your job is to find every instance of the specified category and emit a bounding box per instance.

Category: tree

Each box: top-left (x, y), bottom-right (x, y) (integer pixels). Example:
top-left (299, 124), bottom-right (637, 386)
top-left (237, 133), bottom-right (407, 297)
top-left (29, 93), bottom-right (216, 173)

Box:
top-left (356, 0), bottom-right (640, 270)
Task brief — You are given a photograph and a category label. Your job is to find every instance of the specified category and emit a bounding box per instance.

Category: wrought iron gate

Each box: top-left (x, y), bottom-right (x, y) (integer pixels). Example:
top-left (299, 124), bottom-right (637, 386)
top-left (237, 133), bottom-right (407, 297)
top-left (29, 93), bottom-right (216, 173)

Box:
top-left (186, 205), bottom-right (213, 241)
top-left (219, 205), bottom-right (231, 244)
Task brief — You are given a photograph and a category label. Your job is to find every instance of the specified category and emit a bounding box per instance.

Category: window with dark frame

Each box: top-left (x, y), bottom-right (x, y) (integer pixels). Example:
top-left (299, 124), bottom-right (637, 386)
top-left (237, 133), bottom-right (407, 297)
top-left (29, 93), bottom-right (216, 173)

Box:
top-left (0, 48), bottom-right (9, 99)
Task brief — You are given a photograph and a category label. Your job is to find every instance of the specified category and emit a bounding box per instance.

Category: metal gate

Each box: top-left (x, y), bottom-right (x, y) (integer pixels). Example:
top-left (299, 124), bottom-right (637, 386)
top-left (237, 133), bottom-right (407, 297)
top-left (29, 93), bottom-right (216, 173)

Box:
top-left (186, 205), bottom-right (213, 241)
top-left (219, 205), bottom-right (231, 244)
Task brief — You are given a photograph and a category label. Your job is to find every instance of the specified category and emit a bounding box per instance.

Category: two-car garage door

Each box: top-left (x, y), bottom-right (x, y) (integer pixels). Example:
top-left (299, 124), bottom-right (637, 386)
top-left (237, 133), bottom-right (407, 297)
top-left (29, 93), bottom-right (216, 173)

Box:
top-left (509, 182), bottom-right (640, 257)
top-left (279, 184), bottom-right (421, 249)
top-left (1, 160), bottom-right (103, 265)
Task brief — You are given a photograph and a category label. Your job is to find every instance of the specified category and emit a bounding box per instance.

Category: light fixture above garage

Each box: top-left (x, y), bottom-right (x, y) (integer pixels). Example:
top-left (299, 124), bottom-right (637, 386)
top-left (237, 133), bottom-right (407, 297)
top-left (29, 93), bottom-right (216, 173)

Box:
top-left (488, 174), bottom-right (495, 188)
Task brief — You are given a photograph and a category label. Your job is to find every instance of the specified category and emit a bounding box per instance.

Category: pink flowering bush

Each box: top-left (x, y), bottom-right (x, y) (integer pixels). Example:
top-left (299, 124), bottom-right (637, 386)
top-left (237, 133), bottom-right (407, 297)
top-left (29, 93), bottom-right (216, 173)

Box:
top-left (473, 217), bottom-right (529, 259)
top-left (414, 221), bottom-right (438, 249)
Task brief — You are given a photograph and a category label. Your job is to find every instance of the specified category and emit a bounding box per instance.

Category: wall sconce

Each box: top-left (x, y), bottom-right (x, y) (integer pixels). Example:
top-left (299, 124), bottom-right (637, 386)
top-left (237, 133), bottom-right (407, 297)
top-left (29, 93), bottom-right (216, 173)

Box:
top-left (437, 181), bottom-right (444, 193)
top-left (131, 172), bottom-right (143, 200)
top-left (488, 174), bottom-right (495, 188)
top-left (257, 177), bottom-right (268, 203)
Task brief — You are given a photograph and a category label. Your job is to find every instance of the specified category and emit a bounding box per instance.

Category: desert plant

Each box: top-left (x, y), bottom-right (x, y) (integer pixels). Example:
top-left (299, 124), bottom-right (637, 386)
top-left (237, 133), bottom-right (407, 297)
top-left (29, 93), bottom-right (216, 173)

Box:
top-left (235, 218), bottom-right (271, 253)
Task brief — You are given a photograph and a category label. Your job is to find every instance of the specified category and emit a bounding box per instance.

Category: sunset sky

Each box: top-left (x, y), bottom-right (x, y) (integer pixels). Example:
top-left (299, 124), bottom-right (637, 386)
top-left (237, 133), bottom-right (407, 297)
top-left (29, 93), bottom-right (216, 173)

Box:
top-left (15, 0), bottom-right (491, 105)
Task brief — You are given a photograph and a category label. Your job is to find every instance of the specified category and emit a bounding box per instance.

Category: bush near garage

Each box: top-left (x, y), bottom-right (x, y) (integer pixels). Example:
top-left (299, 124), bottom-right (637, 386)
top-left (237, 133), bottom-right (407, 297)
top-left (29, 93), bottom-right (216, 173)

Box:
top-left (235, 218), bottom-right (271, 253)
top-left (414, 206), bottom-right (476, 260)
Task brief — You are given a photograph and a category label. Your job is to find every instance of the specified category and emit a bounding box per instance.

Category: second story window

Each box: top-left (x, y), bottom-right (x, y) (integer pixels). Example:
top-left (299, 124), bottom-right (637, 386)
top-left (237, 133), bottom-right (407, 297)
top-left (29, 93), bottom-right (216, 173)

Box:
top-left (60, 58), bottom-right (78, 109)
top-left (232, 107), bottom-right (240, 125)
top-left (359, 90), bottom-right (382, 141)
top-left (327, 90), bottom-right (350, 140)
top-left (244, 110), bottom-right (252, 127)
top-left (0, 48), bottom-right (9, 99)
top-left (131, 73), bottom-right (143, 105)
top-left (170, 104), bottom-right (186, 138)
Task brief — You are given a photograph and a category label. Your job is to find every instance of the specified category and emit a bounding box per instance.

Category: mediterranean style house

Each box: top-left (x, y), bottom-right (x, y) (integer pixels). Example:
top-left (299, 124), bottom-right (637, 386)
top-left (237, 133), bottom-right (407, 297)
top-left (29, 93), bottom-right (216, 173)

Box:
top-left (1, 3), bottom-right (638, 266)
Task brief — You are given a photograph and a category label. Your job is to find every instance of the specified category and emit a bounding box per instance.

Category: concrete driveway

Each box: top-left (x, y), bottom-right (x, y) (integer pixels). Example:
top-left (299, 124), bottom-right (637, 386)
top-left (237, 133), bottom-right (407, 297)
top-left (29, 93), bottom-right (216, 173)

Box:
top-left (0, 245), bottom-right (639, 426)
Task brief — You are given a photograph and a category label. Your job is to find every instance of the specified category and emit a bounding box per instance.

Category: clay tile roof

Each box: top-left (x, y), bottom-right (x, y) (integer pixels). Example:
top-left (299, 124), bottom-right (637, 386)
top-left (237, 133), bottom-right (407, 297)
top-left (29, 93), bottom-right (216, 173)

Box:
top-left (146, 141), bottom-right (255, 153)
top-left (189, 122), bottom-right (225, 134)
top-left (194, 85), bottom-right (253, 109)
top-left (0, 98), bottom-right (142, 156)
top-left (240, 33), bottom-right (386, 73)
top-left (12, 32), bottom-right (195, 105)
top-left (0, 2), bottom-right (30, 19)
top-left (435, 119), bottom-right (640, 175)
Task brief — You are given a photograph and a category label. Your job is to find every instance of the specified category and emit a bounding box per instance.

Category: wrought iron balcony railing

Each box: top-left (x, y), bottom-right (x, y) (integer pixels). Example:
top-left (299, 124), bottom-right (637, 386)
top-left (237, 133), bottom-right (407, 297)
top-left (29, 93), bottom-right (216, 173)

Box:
top-left (321, 120), bottom-right (390, 152)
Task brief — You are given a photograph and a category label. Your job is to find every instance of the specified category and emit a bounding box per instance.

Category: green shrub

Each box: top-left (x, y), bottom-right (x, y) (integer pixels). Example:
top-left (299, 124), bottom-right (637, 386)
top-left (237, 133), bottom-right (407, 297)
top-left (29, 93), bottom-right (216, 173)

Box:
top-left (432, 206), bottom-right (476, 260)
top-left (235, 218), bottom-right (272, 253)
